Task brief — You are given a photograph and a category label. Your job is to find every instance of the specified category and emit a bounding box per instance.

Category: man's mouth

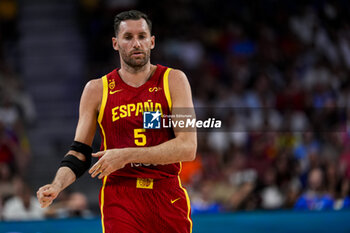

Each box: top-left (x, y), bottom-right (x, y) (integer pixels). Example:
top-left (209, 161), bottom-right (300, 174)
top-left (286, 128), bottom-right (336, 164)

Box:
top-left (131, 51), bottom-right (144, 56)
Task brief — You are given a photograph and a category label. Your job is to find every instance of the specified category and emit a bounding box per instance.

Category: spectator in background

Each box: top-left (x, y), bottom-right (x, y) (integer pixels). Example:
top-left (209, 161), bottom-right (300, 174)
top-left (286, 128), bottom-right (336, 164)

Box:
top-left (0, 118), bottom-right (30, 177)
top-left (44, 191), bottom-right (92, 219)
top-left (260, 167), bottom-right (285, 210)
top-left (0, 60), bottom-right (34, 177)
top-left (333, 177), bottom-right (350, 210)
top-left (191, 181), bottom-right (222, 214)
top-left (0, 163), bottom-right (15, 206)
top-left (66, 192), bottom-right (93, 218)
top-left (0, 121), bottom-right (18, 173)
top-left (294, 167), bottom-right (334, 210)
top-left (340, 141), bottom-right (350, 179)
top-left (294, 132), bottom-right (320, 176)
top-left (2, 177), bottom-right (44, 220)
top-left (325, 162), bottom-right (340, 198)
top-left (0, 89), bottom-right (20, 128)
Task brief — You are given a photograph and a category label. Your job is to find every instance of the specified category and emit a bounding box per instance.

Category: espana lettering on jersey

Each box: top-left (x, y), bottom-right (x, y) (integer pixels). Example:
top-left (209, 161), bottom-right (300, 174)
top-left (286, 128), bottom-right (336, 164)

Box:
top-left (112, 100), bottom-right (163, 121)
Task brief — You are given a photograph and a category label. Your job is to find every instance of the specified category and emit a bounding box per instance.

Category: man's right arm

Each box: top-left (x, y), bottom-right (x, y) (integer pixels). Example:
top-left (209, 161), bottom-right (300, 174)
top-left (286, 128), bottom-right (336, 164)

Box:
top-left (37, 79), bottom-right (102, 208)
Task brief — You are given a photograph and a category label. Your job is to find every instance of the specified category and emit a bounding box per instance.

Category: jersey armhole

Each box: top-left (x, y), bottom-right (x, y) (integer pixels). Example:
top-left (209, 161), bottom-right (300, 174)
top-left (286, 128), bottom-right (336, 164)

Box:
top-left (163, 68), bottom-right (172, 112)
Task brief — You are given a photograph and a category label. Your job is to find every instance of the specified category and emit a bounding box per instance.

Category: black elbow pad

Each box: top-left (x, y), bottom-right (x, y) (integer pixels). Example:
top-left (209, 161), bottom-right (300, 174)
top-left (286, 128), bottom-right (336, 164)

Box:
top-left (60, 154), bottom-right (90, 178)
top-left (59, 141), bottom-right (92, 178)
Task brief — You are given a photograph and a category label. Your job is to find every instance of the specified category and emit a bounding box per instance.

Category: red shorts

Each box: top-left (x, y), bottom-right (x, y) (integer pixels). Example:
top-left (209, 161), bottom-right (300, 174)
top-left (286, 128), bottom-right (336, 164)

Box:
top-left (99, 176), bottom-right (192, 233)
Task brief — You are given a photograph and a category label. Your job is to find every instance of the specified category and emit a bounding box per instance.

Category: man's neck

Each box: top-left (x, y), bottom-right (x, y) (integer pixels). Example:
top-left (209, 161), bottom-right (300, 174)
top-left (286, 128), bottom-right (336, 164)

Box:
top-left (118, 62), bottom-right (156, 88)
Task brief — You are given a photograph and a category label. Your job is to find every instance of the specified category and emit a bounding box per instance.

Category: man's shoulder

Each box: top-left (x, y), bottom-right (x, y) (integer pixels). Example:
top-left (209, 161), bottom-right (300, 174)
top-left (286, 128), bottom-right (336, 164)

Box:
top-left (167, 67), bottom-right (186, 80)
top-left (86, 78), bottom-right (103, 90)
top-left (83, 78), bottom-right (103, 104)
top-left (167, 68), bottom-right (189, 89)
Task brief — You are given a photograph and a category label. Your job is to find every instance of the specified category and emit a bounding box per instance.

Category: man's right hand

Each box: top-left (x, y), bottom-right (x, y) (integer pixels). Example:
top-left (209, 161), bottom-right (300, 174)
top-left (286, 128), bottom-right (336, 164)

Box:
top-left (36, 184), bottom-right (60, 208)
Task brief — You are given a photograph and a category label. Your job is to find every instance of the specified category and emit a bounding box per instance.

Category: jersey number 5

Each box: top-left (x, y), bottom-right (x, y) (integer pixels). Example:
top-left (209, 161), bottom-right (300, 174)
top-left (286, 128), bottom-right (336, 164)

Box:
top-left (134, 129), bottom-right (146, 146)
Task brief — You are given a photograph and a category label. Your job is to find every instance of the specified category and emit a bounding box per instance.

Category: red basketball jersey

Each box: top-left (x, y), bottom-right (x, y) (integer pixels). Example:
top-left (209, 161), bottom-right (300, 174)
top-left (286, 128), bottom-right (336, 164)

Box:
top-left (97, 64), bottom-right (180, 179)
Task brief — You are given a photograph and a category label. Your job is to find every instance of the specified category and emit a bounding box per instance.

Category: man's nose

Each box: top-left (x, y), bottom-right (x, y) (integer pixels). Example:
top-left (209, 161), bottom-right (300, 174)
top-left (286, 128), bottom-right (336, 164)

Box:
top-left (132, 38), bottom-right (141, 48)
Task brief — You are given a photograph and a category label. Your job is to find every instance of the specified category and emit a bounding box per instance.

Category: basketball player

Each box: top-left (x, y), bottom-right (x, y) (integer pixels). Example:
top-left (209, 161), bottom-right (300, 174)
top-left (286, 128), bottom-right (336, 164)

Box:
top-left (36, 10), bottom-right (197, 233)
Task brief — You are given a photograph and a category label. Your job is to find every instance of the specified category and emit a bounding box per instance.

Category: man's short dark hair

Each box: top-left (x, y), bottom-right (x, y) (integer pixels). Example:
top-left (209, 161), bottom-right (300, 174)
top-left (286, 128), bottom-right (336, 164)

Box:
top-left (114, 10), bottom-right (152, 36)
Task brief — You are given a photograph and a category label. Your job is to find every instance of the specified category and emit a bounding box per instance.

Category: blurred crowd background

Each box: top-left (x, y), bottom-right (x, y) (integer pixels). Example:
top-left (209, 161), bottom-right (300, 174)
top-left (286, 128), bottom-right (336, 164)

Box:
top-left (1, 0), bottom-right (350, 221)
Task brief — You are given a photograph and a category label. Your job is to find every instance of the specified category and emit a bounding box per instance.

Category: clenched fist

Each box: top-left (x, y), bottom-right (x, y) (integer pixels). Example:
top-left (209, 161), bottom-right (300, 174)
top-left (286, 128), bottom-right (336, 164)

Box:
top-left (36, 184), bottom-right (60, 208)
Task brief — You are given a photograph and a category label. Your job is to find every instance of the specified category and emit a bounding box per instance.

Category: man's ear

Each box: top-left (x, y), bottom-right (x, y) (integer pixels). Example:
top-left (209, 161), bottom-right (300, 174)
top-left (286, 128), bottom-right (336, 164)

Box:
top-left (112, 37), bottom-right (119, 51)
top-left (150, 35), bottom-right (155, 50)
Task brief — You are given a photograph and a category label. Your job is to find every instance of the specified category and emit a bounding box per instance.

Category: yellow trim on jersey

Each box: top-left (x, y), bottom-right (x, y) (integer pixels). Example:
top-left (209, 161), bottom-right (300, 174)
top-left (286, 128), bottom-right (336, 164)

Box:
top-left (98, 75), bottom-right (108, 123)
top-left (178, 161), bottom-right (183, 175)
top-left (163, 68), bottom-right (172, 111)
top-left (177, 175), bottom-right (193, 233)
top-left (178, 163), bottom-right (192, 232)
top-left (98, 75), bottom-right (108, 150)
top-left (100, 176), bottom-right (108, 233)
top-left (97, 75), bottom-right (108, 233)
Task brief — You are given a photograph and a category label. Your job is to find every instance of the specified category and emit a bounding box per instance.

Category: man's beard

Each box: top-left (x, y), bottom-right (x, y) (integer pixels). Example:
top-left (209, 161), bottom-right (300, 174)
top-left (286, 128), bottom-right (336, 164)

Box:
top-left (120, 49), bottom-right (150, 69)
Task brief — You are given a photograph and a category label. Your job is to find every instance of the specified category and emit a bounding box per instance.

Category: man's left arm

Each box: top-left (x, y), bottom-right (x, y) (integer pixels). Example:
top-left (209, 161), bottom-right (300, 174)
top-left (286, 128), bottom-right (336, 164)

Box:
top-left (89, 69), bottom-right (197, 179)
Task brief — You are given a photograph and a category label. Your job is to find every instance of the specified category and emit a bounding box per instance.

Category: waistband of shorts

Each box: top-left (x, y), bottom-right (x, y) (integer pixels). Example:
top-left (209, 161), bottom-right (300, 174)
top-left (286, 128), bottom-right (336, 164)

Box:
top-left (106, 176), bottom-right (180, 189)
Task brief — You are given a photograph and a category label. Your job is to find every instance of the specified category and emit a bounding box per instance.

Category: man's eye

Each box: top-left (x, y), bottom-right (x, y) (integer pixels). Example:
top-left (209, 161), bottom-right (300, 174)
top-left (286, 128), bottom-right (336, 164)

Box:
top-left (125, 36), bottom-right (132, 40)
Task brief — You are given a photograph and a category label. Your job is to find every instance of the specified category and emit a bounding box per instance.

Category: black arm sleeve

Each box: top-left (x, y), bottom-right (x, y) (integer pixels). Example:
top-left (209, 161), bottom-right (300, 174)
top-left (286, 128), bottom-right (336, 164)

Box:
top-left (59, 141), bottom-right (92, 178)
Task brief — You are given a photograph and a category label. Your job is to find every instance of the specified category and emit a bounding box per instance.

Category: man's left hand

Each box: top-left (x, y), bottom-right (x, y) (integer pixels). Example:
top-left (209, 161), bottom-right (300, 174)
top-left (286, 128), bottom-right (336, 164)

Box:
top-left (89, 149), bottom-right (128, 179)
